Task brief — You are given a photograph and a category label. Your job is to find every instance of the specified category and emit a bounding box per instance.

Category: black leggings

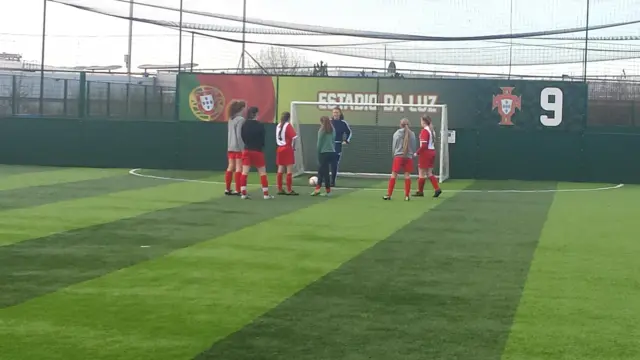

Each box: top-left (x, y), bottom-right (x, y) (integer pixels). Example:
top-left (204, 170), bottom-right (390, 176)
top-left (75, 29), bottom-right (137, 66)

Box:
top-left (317, 152), bottom-right (336, 188)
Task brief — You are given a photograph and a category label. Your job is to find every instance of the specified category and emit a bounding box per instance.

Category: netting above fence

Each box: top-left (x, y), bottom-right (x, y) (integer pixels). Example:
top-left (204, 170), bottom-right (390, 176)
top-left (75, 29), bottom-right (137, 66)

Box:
top-left (292, 41), bottom-right (640, 66)
top-left (51, 0), bottom-right (640, 66)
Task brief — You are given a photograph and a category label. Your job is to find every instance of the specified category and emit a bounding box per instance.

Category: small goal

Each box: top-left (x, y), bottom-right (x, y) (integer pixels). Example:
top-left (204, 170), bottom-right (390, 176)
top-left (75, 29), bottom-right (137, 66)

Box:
top-left (289, 101), bottom-right (450, 183)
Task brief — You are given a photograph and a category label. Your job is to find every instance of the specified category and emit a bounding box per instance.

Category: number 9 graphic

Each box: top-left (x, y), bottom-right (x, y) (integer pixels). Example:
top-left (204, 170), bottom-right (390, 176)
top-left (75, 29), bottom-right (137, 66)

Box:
top-left (540, 87), bottom-right (563, 127)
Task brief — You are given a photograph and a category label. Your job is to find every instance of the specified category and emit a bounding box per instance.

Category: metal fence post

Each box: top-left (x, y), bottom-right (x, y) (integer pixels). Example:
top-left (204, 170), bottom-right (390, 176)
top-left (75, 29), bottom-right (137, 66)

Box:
top-left (106, 82), bottom-right (111, 117)
top-left (86, 81), bottom-right (91, 117)
top-left (63, 79), bottom-right (68, 116)
top-left (126, 83), bottom-right (130, 118)
top-left (11, 75), bottom-right (18, 115)
top-left (78, 72), bottom-right (87, 118)
top-left (144, 86), bottom-right (148, 119)
top-left (159, 87), bottom-right (164, 118)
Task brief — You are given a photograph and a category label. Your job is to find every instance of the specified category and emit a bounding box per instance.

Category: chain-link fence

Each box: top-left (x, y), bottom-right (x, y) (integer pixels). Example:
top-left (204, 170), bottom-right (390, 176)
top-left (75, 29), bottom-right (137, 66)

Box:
top-left (587, 80), bottom-right (640, 127)
top-left (0, 72), bottom-right (175, 121)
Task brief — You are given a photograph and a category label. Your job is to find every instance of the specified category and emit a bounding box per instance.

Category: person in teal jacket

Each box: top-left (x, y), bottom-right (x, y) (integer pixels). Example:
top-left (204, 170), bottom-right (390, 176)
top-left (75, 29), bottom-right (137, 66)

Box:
top-left (312, 116), bottom-right (336, 196)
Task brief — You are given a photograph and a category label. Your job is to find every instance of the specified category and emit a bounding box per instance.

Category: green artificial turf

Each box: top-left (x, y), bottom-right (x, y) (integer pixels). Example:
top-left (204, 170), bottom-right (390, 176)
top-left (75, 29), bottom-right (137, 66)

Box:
top-left (0, 175), bottom-right (172, 211)
top-left (0, 175), bottom-right (228, 247)
top-left (0, 180), bottom-right (460, 360)
top-left (501, 183), bottom-right (640, 360)
top-left (0, 164), bottom-right (63, 176)
top-left (0, 168), bottom-right (129, 192)
top-left (1, 165), bottom-right (638, 360)
top-left (140, 168), bottom-right (398, 190)
top-left (0, 183), bottom-right (347, 308)
top-left (197, 180), bottom-right (556, 360)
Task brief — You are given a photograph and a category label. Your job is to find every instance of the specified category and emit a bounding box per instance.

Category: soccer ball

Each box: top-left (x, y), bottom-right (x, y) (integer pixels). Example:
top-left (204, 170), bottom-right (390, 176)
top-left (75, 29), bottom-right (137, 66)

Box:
top-left (309, 176), bottom-right (318, 186)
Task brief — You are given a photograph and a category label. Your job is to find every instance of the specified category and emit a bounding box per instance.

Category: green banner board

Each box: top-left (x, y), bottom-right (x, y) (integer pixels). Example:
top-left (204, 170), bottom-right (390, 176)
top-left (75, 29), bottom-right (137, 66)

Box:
top-left (178, 74), bottom-right (587, 130)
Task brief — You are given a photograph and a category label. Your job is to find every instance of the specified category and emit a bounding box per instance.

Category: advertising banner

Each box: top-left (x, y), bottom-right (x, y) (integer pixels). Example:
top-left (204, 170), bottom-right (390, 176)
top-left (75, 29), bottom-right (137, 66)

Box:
top-left (179, 74), bottom-right (277, 123)
top-left (179, 74), bottom-right (587, 130)
top-left (276, 76), bottom-right (378, 125)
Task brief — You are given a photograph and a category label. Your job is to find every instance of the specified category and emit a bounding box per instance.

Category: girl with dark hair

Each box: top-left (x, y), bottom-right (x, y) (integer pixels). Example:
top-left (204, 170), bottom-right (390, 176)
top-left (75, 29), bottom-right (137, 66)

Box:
top-left (311, 116), bottom-right (336, 196)
top-left (225, 100), bottom-right (246, 196)
top-left (239, 106), bottom-right (273, 200)
top-left (275, 111), bottom-right (298, 195)
top-left (414, 115), bottom-right (442, 198)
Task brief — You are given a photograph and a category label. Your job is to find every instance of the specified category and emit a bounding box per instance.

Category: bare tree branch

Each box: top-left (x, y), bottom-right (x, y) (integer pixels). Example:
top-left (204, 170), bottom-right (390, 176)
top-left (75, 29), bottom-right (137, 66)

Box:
top-left (248, 46), bottom-right (310, 75)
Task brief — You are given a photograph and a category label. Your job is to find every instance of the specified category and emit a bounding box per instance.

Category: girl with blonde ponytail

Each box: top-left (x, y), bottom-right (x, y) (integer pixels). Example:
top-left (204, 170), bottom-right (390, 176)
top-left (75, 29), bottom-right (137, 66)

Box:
top-left (383, 118), bottom-right (417, 201)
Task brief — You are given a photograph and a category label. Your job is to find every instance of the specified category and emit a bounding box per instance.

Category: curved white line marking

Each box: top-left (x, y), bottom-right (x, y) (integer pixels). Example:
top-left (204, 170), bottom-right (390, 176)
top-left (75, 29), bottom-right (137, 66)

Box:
top-left (129, 169), bottom-right (624, 193)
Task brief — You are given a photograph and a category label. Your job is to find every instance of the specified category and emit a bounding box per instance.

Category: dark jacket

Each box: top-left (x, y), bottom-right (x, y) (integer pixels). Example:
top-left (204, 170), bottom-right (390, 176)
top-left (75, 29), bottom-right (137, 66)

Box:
top-left (241, 119), bottom-right (265, 151)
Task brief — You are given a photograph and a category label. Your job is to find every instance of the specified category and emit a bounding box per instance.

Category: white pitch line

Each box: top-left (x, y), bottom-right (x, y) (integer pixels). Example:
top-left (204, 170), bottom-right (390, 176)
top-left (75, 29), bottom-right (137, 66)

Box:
top-left (128, 169), bottom-right (624, 194)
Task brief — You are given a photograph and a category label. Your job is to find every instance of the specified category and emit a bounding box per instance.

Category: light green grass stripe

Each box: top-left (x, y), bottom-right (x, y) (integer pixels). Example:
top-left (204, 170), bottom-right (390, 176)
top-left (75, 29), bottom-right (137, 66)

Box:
top-left (0, 180), bottom-right (472, 360)
top-left (502, 183), bottom-right (640, 360)
top-left (0, 168), bottom-right (126, 191)
top-left (0, 176), bottom-right (225, 247)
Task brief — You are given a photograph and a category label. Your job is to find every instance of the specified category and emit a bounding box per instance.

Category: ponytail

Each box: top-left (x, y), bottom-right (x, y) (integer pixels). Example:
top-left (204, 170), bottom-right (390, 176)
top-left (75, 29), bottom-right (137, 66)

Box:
top-left (402, 127), bottom-right (411, 155)
top-left (400, 118), bottom-right (411, 155)
top-left (278, 111), bottom-right (291, 141)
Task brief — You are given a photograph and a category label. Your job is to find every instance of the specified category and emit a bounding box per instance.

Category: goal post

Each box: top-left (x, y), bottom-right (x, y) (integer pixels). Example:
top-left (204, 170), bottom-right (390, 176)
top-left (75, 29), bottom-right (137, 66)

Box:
top-left (289, 101), bottom-right (450, 183)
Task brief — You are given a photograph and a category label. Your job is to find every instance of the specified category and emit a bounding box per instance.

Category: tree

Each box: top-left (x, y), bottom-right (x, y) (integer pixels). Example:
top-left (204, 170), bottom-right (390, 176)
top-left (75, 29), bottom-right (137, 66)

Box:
top-left (249, 46), bottom-right (310, 75)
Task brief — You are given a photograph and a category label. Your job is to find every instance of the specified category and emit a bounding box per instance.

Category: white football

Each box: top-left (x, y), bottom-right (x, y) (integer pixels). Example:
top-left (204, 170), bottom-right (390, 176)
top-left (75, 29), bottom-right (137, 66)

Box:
top-left (308, 176), bottom-right (318, 186)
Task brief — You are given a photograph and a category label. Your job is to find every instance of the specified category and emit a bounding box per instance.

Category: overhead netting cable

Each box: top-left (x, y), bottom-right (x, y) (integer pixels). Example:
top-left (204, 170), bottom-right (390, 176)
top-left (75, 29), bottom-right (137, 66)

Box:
top-left (51, 0), bottom-right (640, 66)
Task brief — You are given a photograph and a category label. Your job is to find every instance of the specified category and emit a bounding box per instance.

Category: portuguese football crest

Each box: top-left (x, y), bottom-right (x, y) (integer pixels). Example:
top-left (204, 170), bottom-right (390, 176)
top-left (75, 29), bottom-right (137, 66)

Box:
top-left (492, 87), bottom-right (522, 126)
top-left (189, 85), bottom-right (225, 121)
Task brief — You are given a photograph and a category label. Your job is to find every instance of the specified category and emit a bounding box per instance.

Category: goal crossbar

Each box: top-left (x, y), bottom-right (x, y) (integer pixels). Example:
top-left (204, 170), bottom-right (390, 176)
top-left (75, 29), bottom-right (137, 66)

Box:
top-left (289, 101), bottom-right (450, 183)
top-left (291, 101), bottom-right (447, 109)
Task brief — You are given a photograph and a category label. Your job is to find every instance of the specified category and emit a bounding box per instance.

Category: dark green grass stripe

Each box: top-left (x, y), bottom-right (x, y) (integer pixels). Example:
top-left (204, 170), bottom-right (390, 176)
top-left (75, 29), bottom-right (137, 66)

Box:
top-left (0, 175), bottom-right (178, 211)
top-left (197, 180), bottom-right (556, 360)
top-left (0, 188), bottom-right (351, 309)
top-left (0, 165), bottom-right (62, 176)
top-left (142, 169), bottom-right (388, 190)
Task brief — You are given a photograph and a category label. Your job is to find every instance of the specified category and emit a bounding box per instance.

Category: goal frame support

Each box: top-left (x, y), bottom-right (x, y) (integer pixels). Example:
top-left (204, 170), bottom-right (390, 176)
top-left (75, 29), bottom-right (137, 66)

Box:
top-left (290, 101), bottom-right (449, 183)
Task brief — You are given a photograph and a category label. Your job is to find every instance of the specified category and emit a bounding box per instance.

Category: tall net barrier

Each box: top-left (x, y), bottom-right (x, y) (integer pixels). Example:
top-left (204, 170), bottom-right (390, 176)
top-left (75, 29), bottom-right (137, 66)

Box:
top-left (49, 0), bottom-right (640, 68)
top-left (290, 101), bottom-right (449, 182)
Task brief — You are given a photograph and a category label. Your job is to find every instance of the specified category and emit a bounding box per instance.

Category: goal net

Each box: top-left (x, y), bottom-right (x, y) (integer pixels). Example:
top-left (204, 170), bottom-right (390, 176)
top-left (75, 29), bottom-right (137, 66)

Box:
top-left (289, 101), bottom-right (450, 183)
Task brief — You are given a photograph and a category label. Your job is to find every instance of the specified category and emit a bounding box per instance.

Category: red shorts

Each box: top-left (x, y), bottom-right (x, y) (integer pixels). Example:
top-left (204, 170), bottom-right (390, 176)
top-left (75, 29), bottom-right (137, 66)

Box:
top-left (242, 150), bottom-right (266, 168)
top-left (227, 151), bottom-right (242, 160)
top-left (276, 147), bottom-right (295, 166)
top-left (392, 156), bottom-right (414, 174)
top-left (418, 150), bottom-right (436, 169)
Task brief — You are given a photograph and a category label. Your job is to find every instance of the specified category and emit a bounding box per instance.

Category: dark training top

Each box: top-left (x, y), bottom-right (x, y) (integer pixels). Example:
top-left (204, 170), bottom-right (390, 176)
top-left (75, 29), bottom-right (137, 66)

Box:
top-left (241, 119), bottom-right (266, 152)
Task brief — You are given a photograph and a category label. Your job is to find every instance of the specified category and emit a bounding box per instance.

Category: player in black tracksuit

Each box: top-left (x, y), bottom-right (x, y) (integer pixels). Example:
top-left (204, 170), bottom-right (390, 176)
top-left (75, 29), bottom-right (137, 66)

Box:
top-left (239, 106), bottom-right (273, 200)
top-left (329, 107), bottom-right (352, 187)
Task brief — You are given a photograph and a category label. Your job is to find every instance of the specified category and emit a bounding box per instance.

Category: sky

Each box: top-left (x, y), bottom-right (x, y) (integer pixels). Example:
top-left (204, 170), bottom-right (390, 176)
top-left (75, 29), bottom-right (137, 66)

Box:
top-left (2, 0), bottom-right (640, 78)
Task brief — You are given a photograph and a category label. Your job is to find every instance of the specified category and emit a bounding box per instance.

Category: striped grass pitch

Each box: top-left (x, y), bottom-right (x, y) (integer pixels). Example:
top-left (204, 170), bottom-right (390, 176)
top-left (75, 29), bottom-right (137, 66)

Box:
top-left (0, 164), bottom-right (638, 360)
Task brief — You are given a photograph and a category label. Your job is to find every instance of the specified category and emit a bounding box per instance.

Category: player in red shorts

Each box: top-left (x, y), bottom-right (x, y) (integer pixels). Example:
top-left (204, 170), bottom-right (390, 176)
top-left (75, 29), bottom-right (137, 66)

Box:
top-left (383, 118), bottom-right (417, 201)
top-left (240, 106), bottom-right (273, 200)
top-left (275, 111), bottom-right (299, 196)
top-left (225, 100), bottom-right (246, 196)
top-left (414, 115), bottom-right (442, 198)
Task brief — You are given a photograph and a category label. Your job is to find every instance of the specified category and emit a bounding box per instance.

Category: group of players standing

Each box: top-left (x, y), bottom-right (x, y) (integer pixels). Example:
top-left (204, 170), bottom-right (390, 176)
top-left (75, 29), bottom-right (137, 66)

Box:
top-left (224, 99), bottom-right (442, 201)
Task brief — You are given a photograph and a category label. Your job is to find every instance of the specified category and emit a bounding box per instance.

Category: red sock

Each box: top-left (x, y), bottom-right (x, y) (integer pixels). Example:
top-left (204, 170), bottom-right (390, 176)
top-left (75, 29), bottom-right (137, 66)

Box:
top-left (429, 175), bottom-right (440, 190)
top-left (418, 177), bottom-right (426, 193)
top-left (224, 171), bottom-right (233, 191)
top-left (286, 173), bottom-right (293, 192)
top-left (260, 174), bottom-right (269, 196)
top-left (234, 172), bottom-right (242, 193)
top-left (404, 178), bottom-right (411, 197)
top-left (241, 174), bottom-right (248, 196)
top-left (315, 185), bottom-right (321, 191)
top-left (387, 177), bottom-right (396, 196)
top-left (325, 186), bottom-right (331, 193)
top-left (276, 172), bottom-right (283, 191)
